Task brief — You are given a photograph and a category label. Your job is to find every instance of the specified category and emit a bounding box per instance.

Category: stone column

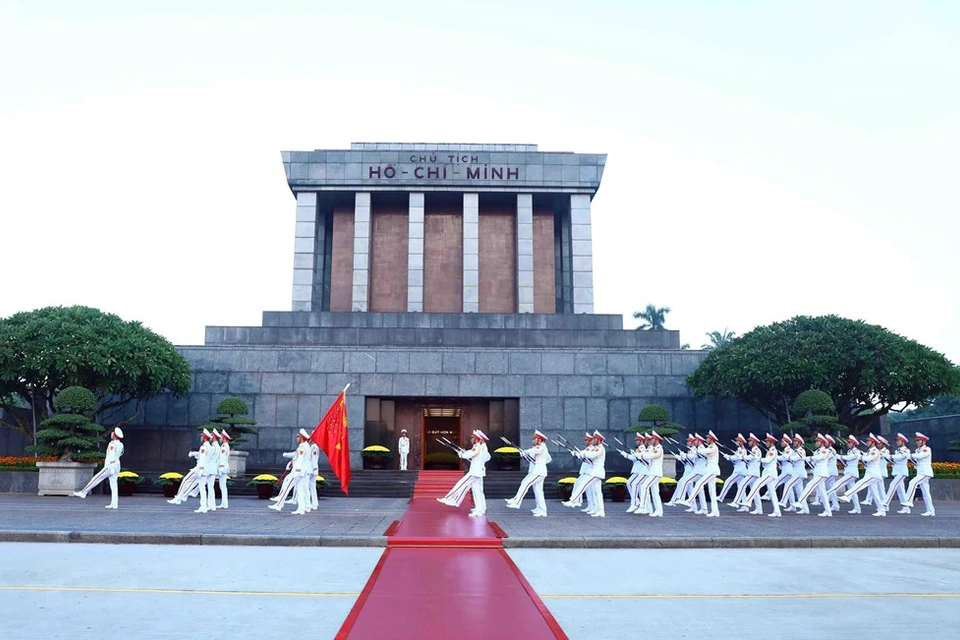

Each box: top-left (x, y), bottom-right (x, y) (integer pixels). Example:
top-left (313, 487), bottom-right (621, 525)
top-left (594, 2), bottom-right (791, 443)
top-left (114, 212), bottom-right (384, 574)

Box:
top-left (463, 193), bottom-right (479, 312)
top-left (407, 193), bottom-right (424, 312)
top-left (351, 192), bottom-right (371, 312)
top-left (516, 194), bottom-right (534, 313)
top-left (292, 192), bottom-right (317, 312)
top-left (570, 194), bottom-right (594, 314)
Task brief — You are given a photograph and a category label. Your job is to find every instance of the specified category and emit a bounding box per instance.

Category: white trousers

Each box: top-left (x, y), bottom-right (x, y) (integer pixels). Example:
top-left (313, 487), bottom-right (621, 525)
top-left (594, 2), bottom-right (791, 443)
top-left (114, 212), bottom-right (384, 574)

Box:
top-left (569, 473), bottom-right (593, 508)
top-left (718, 473), bottom-right (746, 502)
top-left (733, 476), bottom-right (761, 511)
top-left (78, 464), bottom-right (120, 507)
top-left (797, 476), bottom-right (831, 513)
top-left (627, 473), bottom-right (644, 508)
top-left (743, 476), bottom-right (780, 515)
top-left (511, 473), bottom-right (547, 514)
top-left (217, 472), bottom-right (229, 509)
top-left (637, 475), bottom-right (662, 515)
top-left (672, 472), bottom-right (700, 504)
top-left (399, 452), bottom-right (408, 471)
top-left (442, 473), bottom-right (484, 511)
top-left (826, 474), bottom-right (861, 510)
top-left (843, 476), bottom-right (885, 510)
top-left (688, 473), bottom-right (719, 515)
top-left (570, 476), bottom-right (603, 514)
top-left (779, 475), bottom-right (806, 507)
top-left (904, 475), bottom-right (935, 514)
top-left (883, 474), bottom-right (909, 510)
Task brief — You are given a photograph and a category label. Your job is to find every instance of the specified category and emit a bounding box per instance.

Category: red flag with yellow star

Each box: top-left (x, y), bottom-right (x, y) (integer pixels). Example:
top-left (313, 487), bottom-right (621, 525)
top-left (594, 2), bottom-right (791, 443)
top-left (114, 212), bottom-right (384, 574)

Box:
top-left (310, 390), bottom-right (351, 495)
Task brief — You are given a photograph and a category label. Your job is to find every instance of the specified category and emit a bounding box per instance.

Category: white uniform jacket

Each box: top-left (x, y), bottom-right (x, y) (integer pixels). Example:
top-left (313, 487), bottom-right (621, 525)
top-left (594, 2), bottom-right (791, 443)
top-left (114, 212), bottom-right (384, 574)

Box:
top-left (879, 447), bottom-right (891, 478)
top-left (810, 447), bottom-right (831, 478)
top-left (206, 442), bottom-right (220, 477)
top-left (777, 447), bottom-right (793, 470)
top-left (789, 448), bottom-right (808, 478)
top-left (744, 446), bottom-right (762, 477)
top-left (861, 447), bottom-right (883, 479)
top-left (310, 442), bottom-right (320, 474)
top-left (522, 442), bottom-right (551, 477)
top-left (577, 446), bottom-right (594, 474)
top-left (583, 444), bottom-right (606, 479)
top-left (840, 449), bottom-right (861, 477)
top-left (761, 447), bottom-right (779, 477)
top-left (218, 442), bottom-right (230, 474)
top-left (398, 437), bottom-right (410, 455)
top-left (195, 442), bottom-right (214, 477)
top-left (291, 441), bottom-right (312, 477)
top-left (625, 446), bottom-right (648, 475)
top-left (641, 444), bottom-right (664, 477)
top-left (104, 440), bottom-right (124, 471)
top-left (911, 446), bottom-right (933, 477)
top-left (698, 443), bottom-right (720, 476)
top-left (890, 446), bottom-right (910, 476)
top-left (725, 448), bottom-right (747, 475)
top-left (459, 443), bottom-right (490, 478)
top-left (828, 447), bottom-right (840, 477)
top-left (692, 448), bottom-right (707, 475)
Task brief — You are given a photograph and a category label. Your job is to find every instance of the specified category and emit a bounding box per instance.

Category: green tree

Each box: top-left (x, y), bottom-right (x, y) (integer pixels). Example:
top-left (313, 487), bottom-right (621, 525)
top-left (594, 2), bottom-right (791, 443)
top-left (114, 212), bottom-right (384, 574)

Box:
top-left (701, 328), bottom-right (737, 350)
top-left (0, 306), bottom-right (193, 441)
top-left (624, 403), bottom-right (683, 439)
top-left (687, 315), bottom-right (960, 435)
top-left (889, 370), bottom-right (960, 421)
top-left (28, 386), bottom-right (106, 461)
top-left (207, 397), bottom-right (258, 448)
top-left (633, 304), bottom-right (671, 331)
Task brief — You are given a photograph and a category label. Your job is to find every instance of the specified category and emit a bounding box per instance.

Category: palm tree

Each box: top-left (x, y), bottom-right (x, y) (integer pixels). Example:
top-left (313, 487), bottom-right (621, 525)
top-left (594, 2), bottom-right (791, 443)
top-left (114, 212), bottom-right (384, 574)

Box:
top-left (633, 304), bottom-right (671, 331)
top-left (701, 328), bottom-right (737, 350)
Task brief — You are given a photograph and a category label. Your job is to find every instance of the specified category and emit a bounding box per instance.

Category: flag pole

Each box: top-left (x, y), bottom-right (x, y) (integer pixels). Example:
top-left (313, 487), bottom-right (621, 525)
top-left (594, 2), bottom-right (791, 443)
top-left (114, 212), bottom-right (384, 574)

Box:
top-left (342, 383), bottom-right (351, 395)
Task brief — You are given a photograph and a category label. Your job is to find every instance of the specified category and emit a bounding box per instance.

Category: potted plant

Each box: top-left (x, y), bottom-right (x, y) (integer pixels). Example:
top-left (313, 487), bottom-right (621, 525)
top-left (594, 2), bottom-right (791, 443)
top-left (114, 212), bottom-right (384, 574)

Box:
top-left (492, 446), bottom-right (522, 470)
top-left (117, 471), bottom-right (145, 496)
top-left (208, 397), bottom-right (258, 477)
top-left (605, 476), bottom-right (628, 502)
top-left (423, 451), bottom-right (460, 470)
top-left (556, 476), bottom-right (577, 501)
top-left (247, 474), bottom-right (278, 499)
top-left (28, 387), bottom-right (107, 496)
top-left (361, 445), bottom-right (392, 470)
top-left (316, 474), bottom-right (327, 497)
top-left (659, 477), bottom-right (677, 502)
top-left (155, 472), bottom-right (184, 498)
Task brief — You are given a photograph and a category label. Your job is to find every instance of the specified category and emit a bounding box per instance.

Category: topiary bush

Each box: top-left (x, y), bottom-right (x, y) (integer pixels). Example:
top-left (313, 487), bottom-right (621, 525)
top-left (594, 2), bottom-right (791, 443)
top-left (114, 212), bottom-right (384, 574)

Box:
top-left (27, 386), bottom-right (107, 461)
top-left (625, 403), bottom-right (682, 439)
top-left (205, 397), bottom-right (258, 447)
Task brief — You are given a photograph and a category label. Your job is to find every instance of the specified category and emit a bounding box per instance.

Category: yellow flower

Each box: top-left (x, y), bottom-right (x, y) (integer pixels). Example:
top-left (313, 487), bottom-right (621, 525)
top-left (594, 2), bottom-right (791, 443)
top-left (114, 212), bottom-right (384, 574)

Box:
top-left (556, 476), bottom-right (577, 485)
top-left (362, 445), bottom-right (390, 452)
top-left (159, 472), bottom-right (183, 480)
top-left (605, 476), bottom-right (628, 484)
top-left (659, 477), bottom-right (678, 485)
top-left (252, 474), bottom-right (278, 482)
top-left (493, 446), bottom-right (520, 454)
top-left (316, 475), bottom-right (325, 482)
top-left (118, 471), bottom-right (139, 479)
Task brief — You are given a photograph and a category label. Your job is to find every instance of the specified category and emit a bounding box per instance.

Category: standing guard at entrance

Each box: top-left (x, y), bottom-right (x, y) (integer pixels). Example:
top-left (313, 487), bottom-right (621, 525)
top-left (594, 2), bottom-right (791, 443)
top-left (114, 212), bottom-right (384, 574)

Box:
top-left (398, 429), bottom-right (410, 471)
top-left (505, 430), bottom-right (552, 516)
top-left (437, 430), bottom-right (490, 517)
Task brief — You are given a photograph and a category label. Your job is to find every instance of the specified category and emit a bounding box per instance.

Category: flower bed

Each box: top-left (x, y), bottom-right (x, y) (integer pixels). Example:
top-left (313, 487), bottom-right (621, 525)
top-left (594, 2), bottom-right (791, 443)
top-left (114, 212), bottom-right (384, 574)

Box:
top-left (0, 456), bottom-right (56, 471)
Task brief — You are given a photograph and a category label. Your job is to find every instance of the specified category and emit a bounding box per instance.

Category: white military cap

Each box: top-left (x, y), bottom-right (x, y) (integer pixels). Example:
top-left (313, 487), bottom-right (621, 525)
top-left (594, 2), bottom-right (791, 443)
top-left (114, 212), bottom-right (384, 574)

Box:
top-left (298, 428), bottom-right (310, 439)
top-left (533, 430), bottom-right (547, 441)
top-left (113, 427), bottom-right (124, 439)
top-left (202, 428), bottom-right (212, 439)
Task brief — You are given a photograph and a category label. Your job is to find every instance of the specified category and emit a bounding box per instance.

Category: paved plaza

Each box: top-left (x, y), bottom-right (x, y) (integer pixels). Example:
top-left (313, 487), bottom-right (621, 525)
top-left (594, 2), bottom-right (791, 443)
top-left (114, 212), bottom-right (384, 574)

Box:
top-left (0, 493), bottom-right (957, 548)
top-left (2, 543), bottom-right (958, 640)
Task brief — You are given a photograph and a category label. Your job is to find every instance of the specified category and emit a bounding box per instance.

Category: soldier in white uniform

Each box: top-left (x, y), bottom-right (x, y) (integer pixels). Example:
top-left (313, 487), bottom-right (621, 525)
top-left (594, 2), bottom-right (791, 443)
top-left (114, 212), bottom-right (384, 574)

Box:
top-left (167, 430), bottom-right (207, 505)
top-left (730, 434), bottom-right (762, 511)
top-left (740, 434), bottom-right (782, 517)
top-left (193, 429), bottom-right (218, 513)
top-left (215, 430), bottom-right (231, 510)
top-left (883, 433), bottom-right (913, 514)
top-left (838, 434), bottom-right (886, 516)
top-left (307, 437), bottom-right (320, 511)
top-left (771, 435), bottom-right (793, 503)
top-left (505, 430), bottom-right (551, 516)
top-left (666, 434), bottom-right (698, 507)
top-left (719, 434), bottom-right (748, 504)
top-left (902, 432), bottom-right (936, 516)
top-left (821, 434), bottom-right (841, 511)
top-left (563, 431), bottom-right (607, 517)
top-left (637, 431), bottom-right (664, 517)
top-left (567, 433), bottom-right (598, 513)
top-left (622, 433), bottom-right (648, 513)
top-left (877, 435), bottom-right (892, 506)
top-left (780, 434), bottom-right (809, 512)
top-left (793, 434), bottom-right (834, 516)
top-left (438, 430), bottom-right (490, 516)
top-left (73, 427), bottom-right (125, 508)
top-left (678, 431), bottom-right (721, 517)
top-left (398, 429), bottom-right (410, 471)
top-left (269, 429), bottom-right (312, 514)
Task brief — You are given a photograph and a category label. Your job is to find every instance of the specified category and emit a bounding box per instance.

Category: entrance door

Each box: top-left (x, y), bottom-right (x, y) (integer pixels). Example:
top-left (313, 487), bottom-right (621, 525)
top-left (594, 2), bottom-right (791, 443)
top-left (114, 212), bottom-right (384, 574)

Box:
top-left (422, 415), bottom-right (462, 470)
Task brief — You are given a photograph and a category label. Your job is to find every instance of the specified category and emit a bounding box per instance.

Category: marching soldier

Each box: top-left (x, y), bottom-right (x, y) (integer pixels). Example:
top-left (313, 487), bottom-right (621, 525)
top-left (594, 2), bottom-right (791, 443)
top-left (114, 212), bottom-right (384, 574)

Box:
top-left (269, 429), bottom-right (312, 514)
top-left (505, 430), bottom-right (552, 516)
top-left (902, 432), bottom-right (936, 516)
top-left (665, 434), bottom-right (698, 507)
top-left (730, 433), bottom-right (762, 511)
top-left (678, 431), bottom-right (720, 517)
top-left (567, 433), bottom-right (598, 513)
top-left (622, 433), bottom-right (648, 513)
top-left (167, 430), bottom-right (206, 506)
top-left (308, 435), bottom-right (320, 512)
top-left (826, 435), bottom-right (863, 513)
top-left (772, 434), bottom-right (793, 503)
top-left (718, 434), bottom-right (748, 504)
top-left (883, 433), bottom-right (913, 514)
top-left (637, 431), bottom-right (664, 517)
top-left (563, 431), bottom-right (607, 517)
top-left (437, 430), bottom-right (490, 517)
top-left (398, 429), bottom-right (411, 471)
top-left (793, 434), bottom-right (834, 516)
top-left (73, 427), bottom-right (125, 509)
top-left (838, 434), bottom-right (886, 516)
top-left (739, 433), bottom-right (781, 517)
top-left (215, 430), bottom-right (231, 510)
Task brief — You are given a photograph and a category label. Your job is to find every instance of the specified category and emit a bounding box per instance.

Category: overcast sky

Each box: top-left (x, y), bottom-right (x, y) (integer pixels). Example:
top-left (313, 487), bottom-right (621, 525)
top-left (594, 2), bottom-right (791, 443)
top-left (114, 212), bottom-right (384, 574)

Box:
top-left (2, 1), bottom-right (958, 364)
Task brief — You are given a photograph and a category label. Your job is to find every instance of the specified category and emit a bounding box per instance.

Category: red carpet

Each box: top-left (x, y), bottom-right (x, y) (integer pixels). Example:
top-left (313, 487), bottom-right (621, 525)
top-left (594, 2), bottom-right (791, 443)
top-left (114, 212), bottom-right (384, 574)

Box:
top-left (336, 472), bottom-right (567, 640)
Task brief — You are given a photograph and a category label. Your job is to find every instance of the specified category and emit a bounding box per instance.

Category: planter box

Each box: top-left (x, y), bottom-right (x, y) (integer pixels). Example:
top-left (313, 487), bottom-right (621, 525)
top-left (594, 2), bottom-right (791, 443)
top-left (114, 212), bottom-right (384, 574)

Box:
top-left (0, 471), bottom-right (40, 493)
top-left (228, 450), bottom-right (249, 478)
top-left (36, 461), bottom-right (97, 496)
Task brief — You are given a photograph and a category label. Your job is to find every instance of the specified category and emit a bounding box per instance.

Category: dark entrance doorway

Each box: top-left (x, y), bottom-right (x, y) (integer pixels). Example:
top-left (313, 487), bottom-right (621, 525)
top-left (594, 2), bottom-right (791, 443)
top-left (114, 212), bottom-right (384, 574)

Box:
top-left (421, 408), bottom-right (462, 470)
